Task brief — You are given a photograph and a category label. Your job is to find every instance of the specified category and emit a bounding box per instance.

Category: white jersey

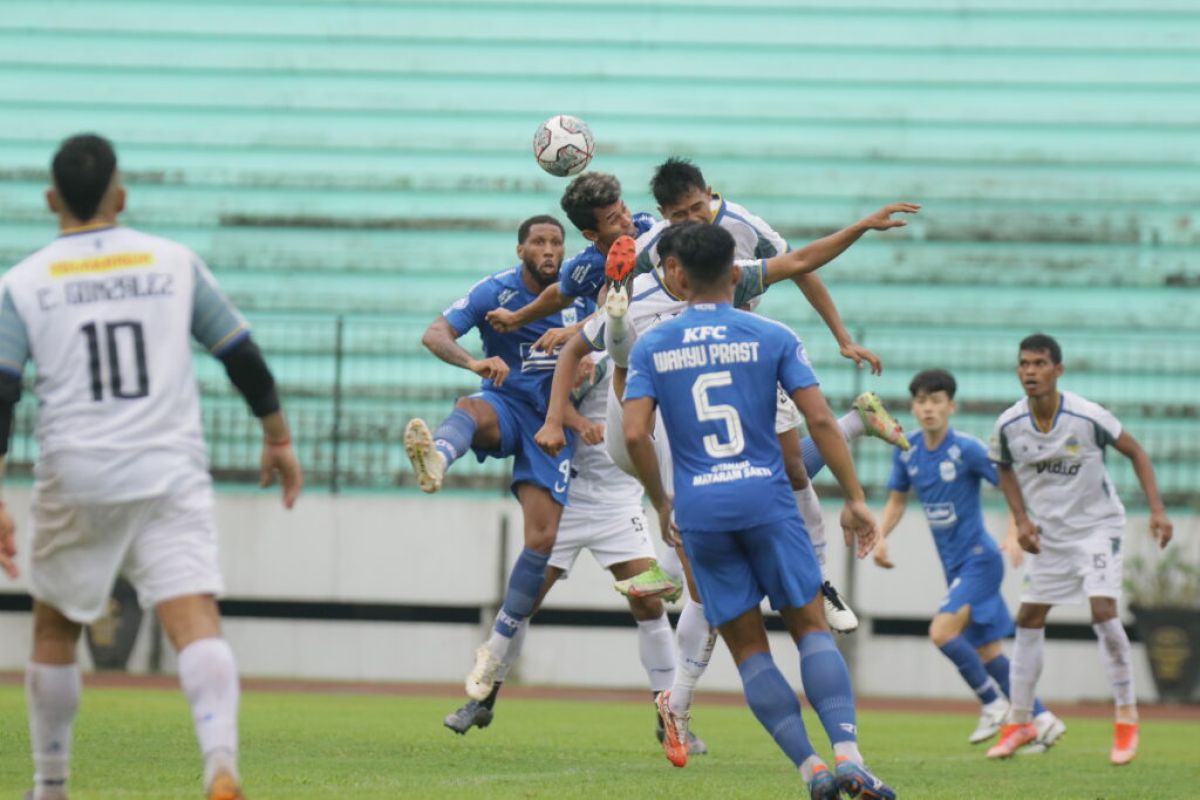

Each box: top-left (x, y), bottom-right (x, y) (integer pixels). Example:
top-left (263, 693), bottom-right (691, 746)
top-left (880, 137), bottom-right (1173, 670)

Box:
top-left (633, 194), bottom-right (788, 274)
top-left (0, 225), bottom-right (249, 503)
top-left (989, 390), bottom-right (1126, 540)
top-left (567, 354), bottom-right (644, 511)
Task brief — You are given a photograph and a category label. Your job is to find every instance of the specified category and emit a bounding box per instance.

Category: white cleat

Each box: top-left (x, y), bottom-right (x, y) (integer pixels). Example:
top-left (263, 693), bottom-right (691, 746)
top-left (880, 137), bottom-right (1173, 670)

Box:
top-left (1020, 711), bottom-right (1067, 754)
top-left (404, 418), bottom-right (445, 493)
top-left (821, 580), bottom-right (859, 634)
top-left (969, 699), bottom-right (1010, 744)
top-left (605, 282), bottom-right (629, 320)
top-left (465, 643), bottom-right (503, 702)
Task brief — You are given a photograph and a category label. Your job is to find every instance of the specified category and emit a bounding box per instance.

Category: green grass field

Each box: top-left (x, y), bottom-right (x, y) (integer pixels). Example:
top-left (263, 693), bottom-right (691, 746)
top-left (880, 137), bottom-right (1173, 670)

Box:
top-left (1, 685), bottom-right (1197, 799)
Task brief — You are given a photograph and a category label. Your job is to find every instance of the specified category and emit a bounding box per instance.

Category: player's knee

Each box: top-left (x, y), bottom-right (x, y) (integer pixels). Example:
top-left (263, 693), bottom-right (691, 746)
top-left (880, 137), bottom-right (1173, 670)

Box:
top-left (523, 527), bottom-right (556, 554)
top-left (1015, 604), bottom-right (1048, 628)
top-left (1090, 597), bottom-right (1118, 624)
top-left (627, 594), bottom-right (663, 620)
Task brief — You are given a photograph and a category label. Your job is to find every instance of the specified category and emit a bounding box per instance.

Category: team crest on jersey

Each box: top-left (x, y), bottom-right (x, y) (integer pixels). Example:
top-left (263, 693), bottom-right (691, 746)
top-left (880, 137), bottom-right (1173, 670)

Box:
top-left (1064, 435), bottom-right (1081, 457)
top-left (562, 307), bottom-right (578, 326)
top-left (939, 460), bottom-right (957, 482)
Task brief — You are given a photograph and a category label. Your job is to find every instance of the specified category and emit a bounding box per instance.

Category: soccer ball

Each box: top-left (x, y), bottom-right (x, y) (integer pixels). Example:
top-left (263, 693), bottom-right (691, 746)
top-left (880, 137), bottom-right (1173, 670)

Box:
top-left (532, 115), bottom-right (595, 177)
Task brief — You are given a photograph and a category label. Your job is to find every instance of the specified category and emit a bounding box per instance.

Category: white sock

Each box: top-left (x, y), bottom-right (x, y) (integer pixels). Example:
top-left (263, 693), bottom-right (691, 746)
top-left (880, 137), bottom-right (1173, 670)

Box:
top-left (669, 599), bottom-right (716, 716)
top-left (799, 754), bottom-right (825, 784)
top-left (833, 741), bottom-right (863, 765)
top-left (178, 638), bottom-right (240, 789)
top-left (1093, 618), bottom-right (1136, 708)
top-left (1009, 627), bottom-right (1045, 724)
top-left (838, 409), bottom-right (864, 441)
top-left (794, 485), bottom-right (828, 575)
top-left (658, 545), bottom-right (684, 585)
top-left (604, 302), bottom-right (637, 368)
top-left (26, 662), bottom-right (81, 798)
top-left (493, 621), bottom-right (529, 683)
top-left (636, 615), bottom-right (676, 693)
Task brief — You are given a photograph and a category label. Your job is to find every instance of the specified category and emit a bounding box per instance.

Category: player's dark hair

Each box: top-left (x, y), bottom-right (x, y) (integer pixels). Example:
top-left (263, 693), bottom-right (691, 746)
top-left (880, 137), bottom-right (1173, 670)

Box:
top-left (51, 133), bottom-right (118, 222)
top-left (671, 222), bottom-right (734, 289)
top-left (517, 214), bottom-right (564, 244)
top-left (650, 157), bottom-right (706, 208)
top-left (1019, 333), bottom-right (1062, 365)
top-left (559, 172), bottom-right (621, 232)
top-left (909, 369), bottom-right (957, 399)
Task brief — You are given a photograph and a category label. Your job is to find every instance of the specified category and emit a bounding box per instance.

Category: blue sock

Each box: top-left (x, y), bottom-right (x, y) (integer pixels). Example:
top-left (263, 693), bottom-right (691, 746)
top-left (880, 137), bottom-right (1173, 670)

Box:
top-left (798, 632), bottom-right (857, 744)
top-left (493, 548), bottom-right (549, 638)
top-left (800, 436), bottom-right (827, 478)
top-left (737, 651), bottom-right (816, 767)
top-left (433, 407), bottom-right (476, 468)
top-left (984, 654), bottom-right (1046, 716)
top-left (940, 636), bottom-right (1000, 704)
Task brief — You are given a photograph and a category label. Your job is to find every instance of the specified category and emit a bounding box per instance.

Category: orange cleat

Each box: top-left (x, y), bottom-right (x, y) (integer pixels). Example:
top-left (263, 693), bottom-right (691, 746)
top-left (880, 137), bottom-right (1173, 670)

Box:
top-left (208, 771), bottom-right (246, 800)
top-left (655, 690), bottom-right (690, 768)
top-left (604, 235), bottom-right (638, 287)
top-left (1111, 721), bottom-right (1139, 766)
top-left (986, 722), bottom-right (1038, 759)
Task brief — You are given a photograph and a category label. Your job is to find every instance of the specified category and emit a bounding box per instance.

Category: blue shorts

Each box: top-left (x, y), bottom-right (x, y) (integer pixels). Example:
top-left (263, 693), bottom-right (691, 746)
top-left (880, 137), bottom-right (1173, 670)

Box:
top-left (939, 547), bottom-right (1014, 648)
top-left (680, 514), bottom-right (823, 628)
top-left (470, 390), bottom-right (575, 506)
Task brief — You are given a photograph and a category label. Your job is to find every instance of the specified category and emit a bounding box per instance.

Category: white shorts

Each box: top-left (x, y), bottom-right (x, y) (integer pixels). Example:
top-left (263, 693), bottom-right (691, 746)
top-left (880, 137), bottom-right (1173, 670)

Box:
top-left (551, 505), bottom-right (656, 577)
top-left (775, 385), bottom-right (803, 435)
top-left (1020, 527), bottom-right (1125, 606)
top-left (29, 478), bottom-right (224, 624)
top-left (604, 385), bottom-right (674, 494)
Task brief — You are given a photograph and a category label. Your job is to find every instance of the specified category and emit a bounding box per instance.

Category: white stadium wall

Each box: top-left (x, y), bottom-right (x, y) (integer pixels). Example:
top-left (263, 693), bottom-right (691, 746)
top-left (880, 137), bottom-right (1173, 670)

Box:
top-left (0, 486), bottom-right (1189, 704)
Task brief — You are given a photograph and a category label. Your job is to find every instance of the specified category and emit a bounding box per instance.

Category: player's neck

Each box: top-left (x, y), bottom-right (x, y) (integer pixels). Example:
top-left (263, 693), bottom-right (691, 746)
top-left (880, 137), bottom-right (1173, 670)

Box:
top-left (688, 292), bottom-right (731, 306)
top-left (922, 426), bottom-right (950, 450)
top-left (1030, 391), bottom-right (1061, 432)
top-left (59, 212), bottom-right (117, 234)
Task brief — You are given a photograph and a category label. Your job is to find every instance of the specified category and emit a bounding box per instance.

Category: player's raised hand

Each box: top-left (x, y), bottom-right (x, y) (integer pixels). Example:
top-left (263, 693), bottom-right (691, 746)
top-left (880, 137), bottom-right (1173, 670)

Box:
top-left (535, 421), bottom-right (568, 456)
top-left (0, 503), bottom-right (18, 579)
top-left (260, 440), bottom-right (303, 509)
top-left (1015, 517), bottom-right (1041, 554)
top-left (862, 202), bottom-right (921, 230)
top-left (839, 341), bottom-right (883, 375)
top-left (532, 326), bottom-right (575, 355)
top-left (1149, 509), bottom-right (1173, 549)
top-left (469, 356), bottom-right (510, 388)
top-left (873, 538), bottom-right (895, 569)
top-left (841, 499), bottom-right (880, 558)
top-left (485, 308), bottom-right (520, 333)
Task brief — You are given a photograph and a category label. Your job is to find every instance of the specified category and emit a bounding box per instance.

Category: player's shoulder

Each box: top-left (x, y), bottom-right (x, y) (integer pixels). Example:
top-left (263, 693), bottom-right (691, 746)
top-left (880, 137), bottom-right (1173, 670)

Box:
top-left (1060, 390), bottom-right (1113, 420)
top-left (950, 430), bottom-right (990, 455)
top-left (632, 212), bottom-right (658, 235)
top-left (736, 308), bottom-right (798, 341)
top-left (563, 242), bottom-right (602, 269)
top-left (995, 398), bottom-right (1030, 430)
top-left (634, 219), bottom-right (669, 255)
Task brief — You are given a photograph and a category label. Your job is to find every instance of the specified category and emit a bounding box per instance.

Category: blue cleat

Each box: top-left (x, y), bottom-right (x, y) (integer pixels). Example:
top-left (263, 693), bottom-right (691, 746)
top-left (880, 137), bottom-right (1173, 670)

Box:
top-left (835, 759), bottom-right (896, 799)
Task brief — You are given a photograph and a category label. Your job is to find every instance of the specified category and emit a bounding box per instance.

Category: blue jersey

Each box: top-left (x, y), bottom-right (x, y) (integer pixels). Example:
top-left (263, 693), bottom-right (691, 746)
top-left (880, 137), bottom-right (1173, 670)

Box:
top-left (558, 212), bottom-right (657, 300)
top-left (625, 303), bottom-right (818, 532)
top-left (887, 428), bottom-right (1000, 575)
top-left (443, 265), bottom-right (595, 411)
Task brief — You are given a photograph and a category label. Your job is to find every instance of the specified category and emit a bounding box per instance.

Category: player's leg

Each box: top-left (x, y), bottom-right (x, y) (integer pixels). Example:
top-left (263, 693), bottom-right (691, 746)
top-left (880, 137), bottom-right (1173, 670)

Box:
top-left (1086, 530), bottom-right (1138, 765)
top-left (663, 544), bottom-right (716, 729)
top-left (929, 604), bottom-right (1008, 743)
top-left (986, 601), bottom-right (1051, 759)
top-left (601, 234), bottom-right (638, 368)
top-left (798, 393), bottom-right (910, 480)
top-left (976, 639), bottom-right (1062, 753)
top-left (404, 394), bottom-right (503, 493)
top-left (26, 601), bottom-right (83, 800)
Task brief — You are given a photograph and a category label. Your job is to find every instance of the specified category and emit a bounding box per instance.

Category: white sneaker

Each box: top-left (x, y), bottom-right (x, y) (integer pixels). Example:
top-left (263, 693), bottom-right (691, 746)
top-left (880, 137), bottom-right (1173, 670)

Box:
top-left (605, 282), bottom-right (629, 319)
top-left (821, 581), bottom-right (859, 634)
top-left (404, 418), bottom-right (445, 493)
top-left (465, 643), bottom-right (503, 701)
top-left (1020, 711), bottom-right (1067, 754)
top-left (969, 699), bottom-right (1010, 744)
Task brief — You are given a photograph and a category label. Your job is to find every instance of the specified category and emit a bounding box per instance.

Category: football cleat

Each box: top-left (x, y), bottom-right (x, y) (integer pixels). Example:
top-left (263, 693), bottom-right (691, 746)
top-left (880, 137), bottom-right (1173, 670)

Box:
top-left (404, 418), bottom-right (445, 493)
top-left (835, 758), bottom-right (896, 799)
top-left (444, 699), bottom-right (495, 735)
top-left (853, 392), bottom-right (910, 451)
top-left (969, 699), bottom-right (1010, 744)
top-left (23, 788), bottom-right (68, 800)
top-left (821, 580), bottom-right (859, 634)
top-left (1020, 710), bottom-right (1067, 754)
top-left (1111, 721), bottom-right (1139, 766)
top-left (655, 691), bottom-right (690, 768)
top-left (807, 763), bottom-right (840, 800)
top-left (614, 561), bottom-right (684, 602)
top-left (465, 644), bottom-right (503, 702)
top-left (604, 234), bottom-right (638, 289)
top-left (987, 722), bottom-right (1038, 759)
top-left (207, 770), bottom-right (246, 800)
top-left (655, 711), bottom-right (708, 754)
top-left (605, 282), bottom-right (630, 321)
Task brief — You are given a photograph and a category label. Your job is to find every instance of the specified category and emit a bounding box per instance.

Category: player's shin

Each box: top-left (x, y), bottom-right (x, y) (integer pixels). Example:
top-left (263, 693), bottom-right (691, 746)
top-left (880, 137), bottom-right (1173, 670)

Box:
top-left (603, 306), bottom-right (637, 369)
top-left (939, 636), bottom-right (1002, 705)
top-left (794, 484), bottom-right (828, 572)
top-left (432, 407), bottom-right (477, 468)
top-left (984, 653), bottom-right (1049, 717)
top-left (669, 599), bottom-right (716, 716)
top-left (737, 652), bottom-right (819, 769)
top-left (797, 631), bottom-right (861, 763)
top-left (637, 615), bottom-right (676, 693)
top-left (797, 410), bottom-right (860, 479)
top-left (486, 549), bottom-right (550, 658)
top-left (1093, 618), bottom-right (1137, 715)
top-left (1009, 627), bottom-right (1045, 723)
top-left (178, 638), bottom-right (241, 790)
top-left (26, 662), bottom-right (81, 799)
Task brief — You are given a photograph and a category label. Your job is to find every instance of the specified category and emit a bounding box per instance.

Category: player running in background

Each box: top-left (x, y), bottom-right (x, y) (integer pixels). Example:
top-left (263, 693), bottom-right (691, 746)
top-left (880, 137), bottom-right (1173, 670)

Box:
top-left (403, 216), bottom-right (598, 705)
top-left (622, 223), bottom-right (894, 798)
top-left (0, 134), bottom-right (303, 800)
top-left (985, 334), bottom-right (1173, 764)
top-left (443, 353), bottom-right (705, 753)
top-left (873, 369), bottom-right (1064, 750)
top-left (483, 172), bottom-right (655, 352)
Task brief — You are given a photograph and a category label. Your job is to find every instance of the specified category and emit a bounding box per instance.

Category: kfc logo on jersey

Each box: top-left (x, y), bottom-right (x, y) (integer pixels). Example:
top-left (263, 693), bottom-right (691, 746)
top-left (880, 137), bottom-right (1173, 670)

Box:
top-left (682, 325), bottom-right (727, 343)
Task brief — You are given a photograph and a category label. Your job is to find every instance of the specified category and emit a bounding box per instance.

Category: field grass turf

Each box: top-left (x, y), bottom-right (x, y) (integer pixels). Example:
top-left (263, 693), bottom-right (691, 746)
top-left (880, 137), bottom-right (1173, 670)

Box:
top-left (1, 685), bottom-right (1197, 798)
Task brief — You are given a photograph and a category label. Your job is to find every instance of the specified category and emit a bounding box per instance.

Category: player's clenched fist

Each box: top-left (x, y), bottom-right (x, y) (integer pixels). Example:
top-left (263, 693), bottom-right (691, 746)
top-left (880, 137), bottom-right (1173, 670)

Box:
top-left (535, 422), bottom-right (567, 456)
top-left (469, 356), bottom-right (509, 387)
top-left (484, 308), bottom-right (520, 333)
top-left (1015, 518), bottom-right (1041, 554)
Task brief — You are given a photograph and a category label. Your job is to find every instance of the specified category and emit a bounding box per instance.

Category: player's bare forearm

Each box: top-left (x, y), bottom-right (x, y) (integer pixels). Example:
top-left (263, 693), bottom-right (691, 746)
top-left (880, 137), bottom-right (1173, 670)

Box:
top-left (765, 223), bottom-right (869, 285)
top-left (420, 317), bottom-right (473, 370)
top-left (259, 410), bottom-right (291, 443)
top-left (1114, 432), bottom-right (1166, 512)
top-left (996, 465), bottom-right (1029, 523)
top-left (792, 273), bottom-right (854, 347)
top-left (544, 334), bottom-right (593, 426)
top-left (881, 490), bottom-right (908, 537)
top-left (793, 387), bottom-right (865, 501)
top-left (623, 397), bottom-right (667, 507)
top-left (518, 283), bottom-right (573, 327)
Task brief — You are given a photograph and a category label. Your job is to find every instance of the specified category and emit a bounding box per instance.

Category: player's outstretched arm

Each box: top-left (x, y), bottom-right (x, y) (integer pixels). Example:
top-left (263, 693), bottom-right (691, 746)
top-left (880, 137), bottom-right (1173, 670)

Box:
top-left (536, 332), bottom-right (596, 456)
top-left (763, 202), bottom-right (920, 287)
top-left (790, 274), bottom-right (883, 375)
top-left (1113, 431), bottom-right (1173, 548)
top-left (421, 316), bottom-right (510, 387)
top-left (623, 396), bottom-right (678, 547)
top-left (996, 464), bottom-right (1039, 554)
top-left (874, 490), bottom-right (909, 569)
top-left (486, 283), bottom-right (573, 333)
top-left (790, 385), bottom-right (879, 557)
